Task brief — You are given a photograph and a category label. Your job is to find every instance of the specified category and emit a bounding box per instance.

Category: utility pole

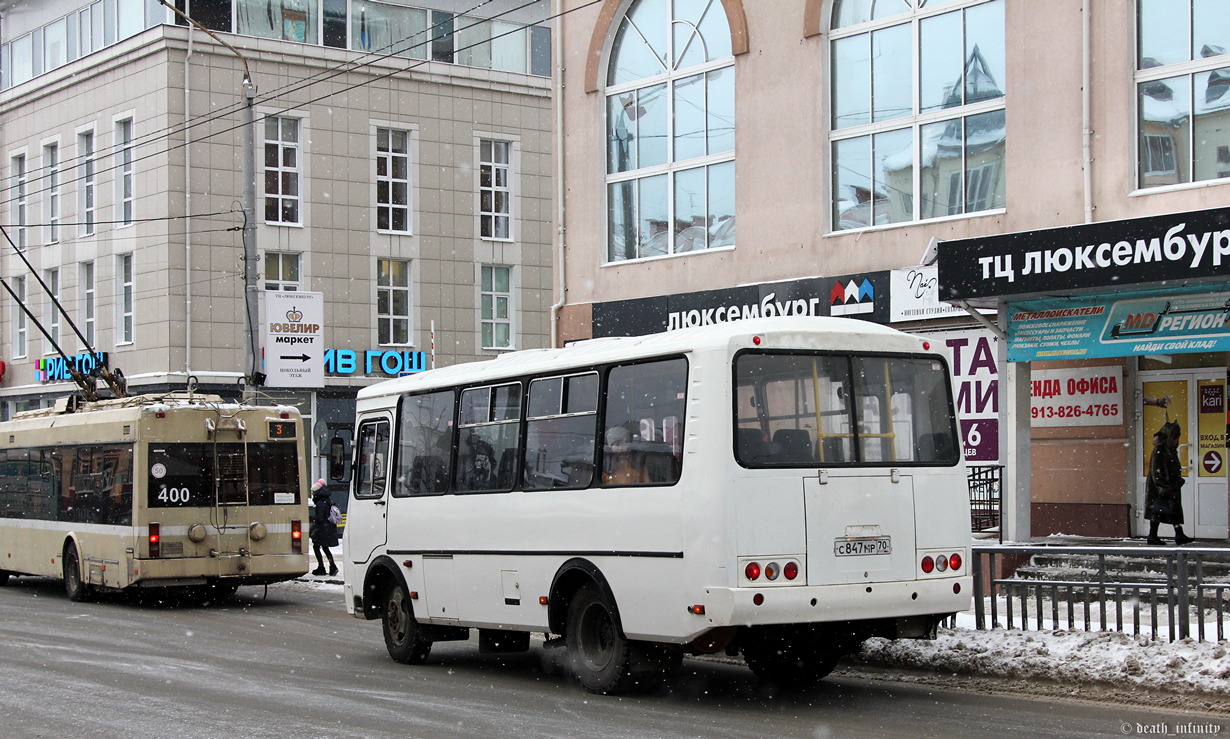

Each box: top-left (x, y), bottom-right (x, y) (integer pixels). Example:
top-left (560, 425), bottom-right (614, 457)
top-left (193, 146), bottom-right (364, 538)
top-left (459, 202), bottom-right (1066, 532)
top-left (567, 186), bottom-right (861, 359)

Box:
top-left (242, 77), bottom-right (262, 398)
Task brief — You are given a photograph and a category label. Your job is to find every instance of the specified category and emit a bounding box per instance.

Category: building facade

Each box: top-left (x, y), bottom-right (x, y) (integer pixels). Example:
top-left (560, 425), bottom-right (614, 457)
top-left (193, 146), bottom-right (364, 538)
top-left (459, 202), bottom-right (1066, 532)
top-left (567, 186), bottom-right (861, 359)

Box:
top-left (554, 0), bottom-right (1228, 540)
top-left (0, 0), bottom-right (554, 482)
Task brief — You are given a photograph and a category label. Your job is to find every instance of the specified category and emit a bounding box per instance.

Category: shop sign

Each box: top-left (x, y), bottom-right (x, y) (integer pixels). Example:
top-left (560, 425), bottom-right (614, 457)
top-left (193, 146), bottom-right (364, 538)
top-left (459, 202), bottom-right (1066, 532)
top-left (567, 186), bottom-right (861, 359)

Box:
top-left (1006, 288), bottom-right (1230, 361)
top-left (36, 352), bottom-right (108, 383)
top-left (1198, 379), bottom-right (1226, 478)
top-left (938, 206), bottom-right (1230, 301)
top-left (264, 292), bottom-right (323, 388)
top-left (1029, 366), bottom-right (1123, 428)
top-left (324, 349), bottom-right (427, 377)
top-left (890, 265), bottom-right (976, 322)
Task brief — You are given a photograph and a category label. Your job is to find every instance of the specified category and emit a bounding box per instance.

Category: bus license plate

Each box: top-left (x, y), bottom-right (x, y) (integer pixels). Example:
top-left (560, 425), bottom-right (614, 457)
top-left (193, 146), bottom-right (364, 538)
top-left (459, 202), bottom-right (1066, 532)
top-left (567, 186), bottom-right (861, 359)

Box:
top-left (834, 537), bottom-right (891, 557)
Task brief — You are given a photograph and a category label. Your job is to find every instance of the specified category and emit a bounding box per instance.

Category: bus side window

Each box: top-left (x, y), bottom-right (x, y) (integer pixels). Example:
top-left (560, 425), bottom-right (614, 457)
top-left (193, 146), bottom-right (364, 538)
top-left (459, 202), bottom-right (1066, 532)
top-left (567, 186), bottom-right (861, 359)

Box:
top-left (354, 420), bottom-right (390, 499)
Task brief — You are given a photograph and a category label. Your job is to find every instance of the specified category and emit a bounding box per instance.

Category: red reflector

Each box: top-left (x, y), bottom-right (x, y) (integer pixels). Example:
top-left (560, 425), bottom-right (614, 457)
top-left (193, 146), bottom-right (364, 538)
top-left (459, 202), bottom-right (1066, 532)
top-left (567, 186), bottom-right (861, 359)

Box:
top-left (744, 562), bottom-right (761, 581)
top-left (784, 561), bottom-right (799, 580)
top-left (280, 411), bottom-right (290, 419)
top-left (148, 523), bottom-right (161, 558)
top-left (539, 596), bottom-right (549, 606)
top-left (689, 605), bottom-right (705, 615)
top-left (921, 555), bottom-right (934, 574)
top-left (752, 593), bottom-right (764, 606)
top-left (291, 520), bottom-right (302, 553)
top-left (155, 411), bottom-right (166, 418)
top-left (949, 552), bottom-right (962, 570)
top-left (953, 583), bottom-right (961, 594)
top-left (752, 336), bottom-right (761, 345)
top-left (922, 341), bottom-right (931, 350)
top-left (409, 591), bottom-right (419, 600)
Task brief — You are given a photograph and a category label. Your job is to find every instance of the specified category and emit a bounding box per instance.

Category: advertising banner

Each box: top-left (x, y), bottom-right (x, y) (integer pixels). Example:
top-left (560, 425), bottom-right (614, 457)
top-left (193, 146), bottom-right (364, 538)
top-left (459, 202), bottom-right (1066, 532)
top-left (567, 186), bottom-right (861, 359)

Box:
top-left (1029, 366), bottom-right (1124, 428)
top-left (264, 292), bottom-right (324, 388)
top-left (1006, 288), bottom-right (1230, 361)
top-left (936, 328), bottom-right (1001, 463)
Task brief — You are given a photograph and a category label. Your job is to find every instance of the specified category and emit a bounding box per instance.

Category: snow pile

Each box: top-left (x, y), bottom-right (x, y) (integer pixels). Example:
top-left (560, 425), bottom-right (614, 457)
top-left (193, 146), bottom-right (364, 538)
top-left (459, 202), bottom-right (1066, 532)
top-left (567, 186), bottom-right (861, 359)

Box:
top-left (858, 625), bottom-right (1230, 696)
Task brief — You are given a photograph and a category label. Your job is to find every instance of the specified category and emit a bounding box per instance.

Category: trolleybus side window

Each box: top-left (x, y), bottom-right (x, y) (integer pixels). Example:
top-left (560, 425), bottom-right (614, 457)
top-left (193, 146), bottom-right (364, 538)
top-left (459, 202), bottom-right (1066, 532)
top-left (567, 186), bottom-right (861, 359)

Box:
top-left (735, 352), bottom-right (958, 467)
top-left (523, 373), bottom-right (598, 490)
top-left (601, 358), bottom-right (687, 486)
top-left (456, 382), bottom-right (522, 493)
top-left (393, 391), bottom-right (454, 497)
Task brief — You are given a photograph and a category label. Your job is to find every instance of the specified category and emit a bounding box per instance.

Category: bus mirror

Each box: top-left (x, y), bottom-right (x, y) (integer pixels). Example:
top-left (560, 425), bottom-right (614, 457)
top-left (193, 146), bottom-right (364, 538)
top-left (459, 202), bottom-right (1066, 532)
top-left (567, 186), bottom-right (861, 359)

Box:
top-left (329, 437), bottom-right (350, 483)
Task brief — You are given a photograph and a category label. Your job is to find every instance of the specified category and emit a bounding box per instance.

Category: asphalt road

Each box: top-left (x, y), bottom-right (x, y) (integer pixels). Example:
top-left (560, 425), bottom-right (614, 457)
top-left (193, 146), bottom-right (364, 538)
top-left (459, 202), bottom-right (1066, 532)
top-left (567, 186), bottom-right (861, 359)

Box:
top-left (0, 577), bottom-right (1221, 739)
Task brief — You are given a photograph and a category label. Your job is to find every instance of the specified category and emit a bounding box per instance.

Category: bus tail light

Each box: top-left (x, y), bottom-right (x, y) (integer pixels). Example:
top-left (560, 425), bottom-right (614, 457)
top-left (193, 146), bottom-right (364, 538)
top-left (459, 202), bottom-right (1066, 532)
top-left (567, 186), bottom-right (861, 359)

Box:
top-left (744, 562), bottom-right (761, 581)
top-left (783, 561), bottom-right (799, 580)
top-left (921, 555), bottom-right (934, 573)
top-left (949, 552), bottom-right (963, 571)
top-left (935, 555), bottom-right (948, 572)
top-left (291, 520), bottom-right (303, 553)
top-left (148, 523), bottom-right (161, 558)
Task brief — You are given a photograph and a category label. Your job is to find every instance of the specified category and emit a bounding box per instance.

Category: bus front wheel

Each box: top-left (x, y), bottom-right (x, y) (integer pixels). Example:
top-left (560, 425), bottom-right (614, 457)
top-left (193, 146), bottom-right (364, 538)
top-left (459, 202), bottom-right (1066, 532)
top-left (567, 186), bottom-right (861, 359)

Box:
top-left (382, 582), bottom-right (431, 664)
top-left (63, 545), bottom-right (93, 603)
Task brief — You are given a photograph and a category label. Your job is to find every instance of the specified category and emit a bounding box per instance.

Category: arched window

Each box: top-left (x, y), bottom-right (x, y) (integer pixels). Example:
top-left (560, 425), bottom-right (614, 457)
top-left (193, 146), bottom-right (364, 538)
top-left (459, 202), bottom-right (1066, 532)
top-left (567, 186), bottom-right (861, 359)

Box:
top-left (605, 0), bottom-right (735, 262)
top-left (830, 0), bottom-right (1005, 232)
top-left (1136, 0), bottom-right (1230, 188)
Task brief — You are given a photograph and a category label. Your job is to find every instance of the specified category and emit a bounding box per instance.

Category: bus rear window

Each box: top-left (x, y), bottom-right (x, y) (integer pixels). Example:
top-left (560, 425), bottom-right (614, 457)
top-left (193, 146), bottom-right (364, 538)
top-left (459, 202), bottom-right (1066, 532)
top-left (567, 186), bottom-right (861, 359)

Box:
top-left (147, 442), bottom-right (301, 507)
top-left (734, 352), bottom-right (958, 468)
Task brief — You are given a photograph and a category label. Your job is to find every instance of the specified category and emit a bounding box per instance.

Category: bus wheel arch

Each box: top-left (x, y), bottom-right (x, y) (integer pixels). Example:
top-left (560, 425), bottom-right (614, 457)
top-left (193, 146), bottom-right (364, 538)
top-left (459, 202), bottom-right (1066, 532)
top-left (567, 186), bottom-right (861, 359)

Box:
top-left (62, 538), bottom-right (93, 603)
top-left (547, 558), bottom-right (624, 639)
top-left (360, 556), bottom-right (404, 621)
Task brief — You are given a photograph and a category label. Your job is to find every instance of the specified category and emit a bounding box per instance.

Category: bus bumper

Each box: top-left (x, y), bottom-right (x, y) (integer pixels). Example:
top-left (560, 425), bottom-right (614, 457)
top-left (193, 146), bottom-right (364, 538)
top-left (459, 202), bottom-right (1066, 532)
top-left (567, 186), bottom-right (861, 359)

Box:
top-left (700, 576), bottom-right (971, 628)
top-left (130, 553), bottom-right (309, 587)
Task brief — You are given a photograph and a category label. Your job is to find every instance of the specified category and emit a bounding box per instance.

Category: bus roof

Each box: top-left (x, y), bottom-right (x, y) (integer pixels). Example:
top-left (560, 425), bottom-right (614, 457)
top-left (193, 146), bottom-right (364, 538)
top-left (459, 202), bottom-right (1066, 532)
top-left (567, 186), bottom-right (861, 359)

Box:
top-left (357, 316), bottom-right (920, 401)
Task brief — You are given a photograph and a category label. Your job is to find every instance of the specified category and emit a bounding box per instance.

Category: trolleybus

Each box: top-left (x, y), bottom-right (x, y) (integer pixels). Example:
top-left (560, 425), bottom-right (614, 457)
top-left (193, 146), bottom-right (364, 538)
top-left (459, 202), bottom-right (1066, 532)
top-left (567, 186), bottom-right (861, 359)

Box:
top-left (342, 316), bottom-right (971, 693)
top-left (0, 392), bottom-right (310, 601)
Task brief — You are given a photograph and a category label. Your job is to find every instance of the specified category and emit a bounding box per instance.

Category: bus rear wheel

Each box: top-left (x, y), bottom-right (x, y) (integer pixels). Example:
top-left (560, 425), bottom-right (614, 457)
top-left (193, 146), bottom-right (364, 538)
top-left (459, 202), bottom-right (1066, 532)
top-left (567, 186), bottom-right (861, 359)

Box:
top-left (0, 570), bottom-right (9, 586)
top-left (382, 582), bottom-right (431, 664)
top-left (63, 545), bottom-right (93, 603)
top-left (742, 626), bottom-right (839, 688)
top-left (566, 582), bottom-right (676, 694)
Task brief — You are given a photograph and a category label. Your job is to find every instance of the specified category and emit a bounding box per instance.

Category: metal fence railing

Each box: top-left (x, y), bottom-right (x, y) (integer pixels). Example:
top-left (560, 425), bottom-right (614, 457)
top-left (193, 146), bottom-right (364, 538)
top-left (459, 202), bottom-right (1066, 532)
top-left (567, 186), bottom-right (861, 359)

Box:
top-left (967, 464), bottom-right (1001, 535)
top-left (971, 544), bottom-right (1230, 643)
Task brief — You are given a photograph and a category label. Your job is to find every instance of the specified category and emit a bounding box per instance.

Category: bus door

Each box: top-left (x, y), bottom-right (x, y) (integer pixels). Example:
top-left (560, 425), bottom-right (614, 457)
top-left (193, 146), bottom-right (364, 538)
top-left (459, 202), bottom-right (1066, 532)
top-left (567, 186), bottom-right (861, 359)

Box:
top-left (347, 416), bottom-right (391, 563)
top-left (804, 470), bottom-right (918, 585)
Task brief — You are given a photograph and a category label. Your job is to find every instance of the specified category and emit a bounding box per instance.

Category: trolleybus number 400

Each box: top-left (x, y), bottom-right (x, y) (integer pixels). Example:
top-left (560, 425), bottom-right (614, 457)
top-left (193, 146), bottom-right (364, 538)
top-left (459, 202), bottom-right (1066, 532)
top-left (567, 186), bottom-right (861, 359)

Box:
top-left (834, 537), bottom-right (892, 556)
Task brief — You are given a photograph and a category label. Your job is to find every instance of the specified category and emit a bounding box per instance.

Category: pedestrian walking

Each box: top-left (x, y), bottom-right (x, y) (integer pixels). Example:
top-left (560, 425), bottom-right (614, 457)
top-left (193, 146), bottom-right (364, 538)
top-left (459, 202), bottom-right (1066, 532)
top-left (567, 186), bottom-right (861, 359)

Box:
top-left (310, 479), bottom-right (340, 575)
top-left (1145, 421), bottom-right (1194, 546)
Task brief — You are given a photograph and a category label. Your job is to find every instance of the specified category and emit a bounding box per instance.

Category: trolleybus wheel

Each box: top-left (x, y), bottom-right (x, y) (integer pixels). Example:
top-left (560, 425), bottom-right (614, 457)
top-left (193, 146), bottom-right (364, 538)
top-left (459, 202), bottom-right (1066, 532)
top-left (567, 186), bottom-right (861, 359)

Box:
top-left (63, 544), bottom-right (93, 603)
top-left (382, 582), bottom-right (431, 664)
top-left (742, 627), bottom-right (839, 687)
top-left (565, 582), bottom-right (645, 694)
top-left (0, 570), bottom-right (9, 586)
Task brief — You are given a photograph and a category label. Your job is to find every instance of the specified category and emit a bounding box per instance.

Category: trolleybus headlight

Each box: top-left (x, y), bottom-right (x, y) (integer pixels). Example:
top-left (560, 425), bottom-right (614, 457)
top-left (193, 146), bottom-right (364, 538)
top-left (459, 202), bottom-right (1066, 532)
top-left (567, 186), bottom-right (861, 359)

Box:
top-left (948, 552), bottom-right (962, 571)
top-left (744, 562), bottom-right (761, 581)
top-left (291, 520), bottom-right (303, 553)
top-left (764, 562), bottom-right (780, 581)
top-left (935, 555), bottom-right (948, 572)
top-left (920, 555), bottom-right (934, 574)
top-left (248, 522), bottom-right (267, 541)
top-left (783, 561), bottom-right (799, 581)
top-left (187, 523), bottom-right (207, 543)
top-left (149, 523), bottom-right (161, 558)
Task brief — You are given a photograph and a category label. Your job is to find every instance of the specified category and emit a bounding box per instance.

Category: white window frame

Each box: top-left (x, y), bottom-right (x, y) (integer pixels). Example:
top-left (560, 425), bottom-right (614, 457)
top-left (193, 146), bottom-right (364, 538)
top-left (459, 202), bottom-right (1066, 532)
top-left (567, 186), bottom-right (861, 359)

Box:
top-left (10, 153), bottom-right (27, 251)
top-left (376, 257), bottom-right (411, 346)
top-left (114, 117), bottom-right (134, 227)
top-left (264, 252), bottom-right (301, 291)
top-left (479, 138), bottom-right (513, 241)
top-left (42, 142), bottom-right (60, 244)
top-left (44, 267), bottom-right (60, 352)
top-left (80, 261), bottom-right (96, 349)
top-left (264, 115), bottom-right (302, 225)
top-left (117, 253), bottom-right (133, 345)
top-left (78, 128), bottom-right (97, 236)
top-left (376, 126), bottom-right (413, 234)
top-left (480, 264), bottom-right (513, 350)
top-left (12, 276), bottom-right (27, 359)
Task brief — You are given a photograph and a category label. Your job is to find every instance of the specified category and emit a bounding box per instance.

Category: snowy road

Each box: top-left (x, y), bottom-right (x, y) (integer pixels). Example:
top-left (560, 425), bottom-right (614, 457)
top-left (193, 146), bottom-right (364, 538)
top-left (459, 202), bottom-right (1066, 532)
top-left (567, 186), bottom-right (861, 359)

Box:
top-left (0, 577), bottom-right (1222, 738)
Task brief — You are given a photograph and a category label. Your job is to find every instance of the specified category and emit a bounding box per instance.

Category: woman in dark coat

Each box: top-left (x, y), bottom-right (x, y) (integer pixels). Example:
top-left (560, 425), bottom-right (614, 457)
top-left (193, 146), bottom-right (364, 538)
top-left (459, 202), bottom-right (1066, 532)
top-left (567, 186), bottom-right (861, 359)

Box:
top-left (1145, 421), bottom-right (1193, 546)
top-left (310, 480), bottom-right (340, 575)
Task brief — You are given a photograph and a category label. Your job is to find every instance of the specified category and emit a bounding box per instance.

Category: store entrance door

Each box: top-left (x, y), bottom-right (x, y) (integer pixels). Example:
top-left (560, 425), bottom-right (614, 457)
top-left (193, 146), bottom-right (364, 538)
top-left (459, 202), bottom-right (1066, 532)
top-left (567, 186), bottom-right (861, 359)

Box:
top-left (1138, 373), bottom-right (1227, 540)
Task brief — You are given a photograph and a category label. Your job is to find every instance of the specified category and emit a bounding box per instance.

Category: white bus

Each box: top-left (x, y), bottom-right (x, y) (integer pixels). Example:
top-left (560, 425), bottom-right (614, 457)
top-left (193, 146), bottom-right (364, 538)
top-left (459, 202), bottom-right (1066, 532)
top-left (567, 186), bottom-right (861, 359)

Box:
top-left (342, 316), bottom-right (970, 693)
top-left (0, 392), bottom-right (310, 601)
